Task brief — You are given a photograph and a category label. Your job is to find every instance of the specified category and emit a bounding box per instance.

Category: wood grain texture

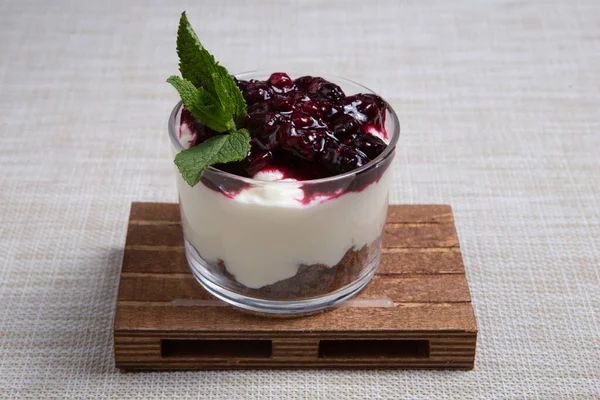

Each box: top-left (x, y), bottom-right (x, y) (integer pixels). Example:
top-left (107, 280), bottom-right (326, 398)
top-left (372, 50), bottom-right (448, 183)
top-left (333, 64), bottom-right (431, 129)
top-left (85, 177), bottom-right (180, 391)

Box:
top-left (114, 302), bottom-right (477, 332)
top-left (383, 223), bottom-right (459, 248)
top-left (121, 247), bottom-right (465, 276)
top-left (129, 202), bottom-right (180, 222)
top-left (378, 248), bottom-right (465, 274)
top-left (385, 205), bottom-right (454, 224)
top-left (117, 274), bottom-right (471, 303)
top-left (114, 202), bottom-right (477, 370)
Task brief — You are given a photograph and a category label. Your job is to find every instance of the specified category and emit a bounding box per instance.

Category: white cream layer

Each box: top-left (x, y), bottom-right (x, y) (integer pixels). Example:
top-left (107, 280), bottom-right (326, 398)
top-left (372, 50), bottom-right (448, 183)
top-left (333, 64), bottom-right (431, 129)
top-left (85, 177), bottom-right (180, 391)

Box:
top-left (176, 171), bottom-right (390, 289)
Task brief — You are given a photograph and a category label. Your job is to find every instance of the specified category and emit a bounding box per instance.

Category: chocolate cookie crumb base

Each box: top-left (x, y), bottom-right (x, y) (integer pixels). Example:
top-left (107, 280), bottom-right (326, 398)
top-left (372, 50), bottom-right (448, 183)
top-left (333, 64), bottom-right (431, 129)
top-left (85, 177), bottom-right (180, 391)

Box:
top-left (211, 238), bottom-right (381, 301)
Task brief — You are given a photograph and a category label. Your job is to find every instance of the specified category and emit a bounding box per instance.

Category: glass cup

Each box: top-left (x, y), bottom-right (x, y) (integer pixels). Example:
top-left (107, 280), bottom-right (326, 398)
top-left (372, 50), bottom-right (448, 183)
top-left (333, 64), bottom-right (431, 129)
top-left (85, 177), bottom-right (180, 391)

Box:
top-left (168, 72), bottom-right (400, 314)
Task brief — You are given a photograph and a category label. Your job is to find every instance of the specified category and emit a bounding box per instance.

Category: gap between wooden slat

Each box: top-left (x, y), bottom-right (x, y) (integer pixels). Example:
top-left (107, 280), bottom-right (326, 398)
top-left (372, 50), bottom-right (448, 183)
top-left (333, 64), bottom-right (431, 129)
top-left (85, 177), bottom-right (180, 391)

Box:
top-left (386, 222), bottom-right (453, 227)
top-left (123, 245), bottom-right (461, 252)
top-left (119, 272), bottom-right (465, 279)
top-left (430, 346), bottom-right (476, 350)
top-left (128, 221), bottom-right (453, 227)
top-left (115, 332), bottom-right (476, 339)
top-left (125, 245), bottom-right (185, 251)
top-left (381, 247), bottom-right (461, 253)
top-left (130, 220), bottom-right (182, 226)
top-left (116, 300), bottom-right (472, 307)
top-left (118, 271), bottom-right (466, 277)
top-left (377, 272), bottom-right (465, 276)
top-left (384, 245), bottom-right (459, 249)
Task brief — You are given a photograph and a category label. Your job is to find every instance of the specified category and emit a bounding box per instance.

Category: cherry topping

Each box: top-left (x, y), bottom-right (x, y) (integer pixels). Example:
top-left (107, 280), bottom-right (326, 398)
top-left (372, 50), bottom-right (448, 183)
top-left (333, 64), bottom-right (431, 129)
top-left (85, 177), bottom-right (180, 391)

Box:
top-left (318, 82), bottom-right (345, 102)
top-left (329, 113), bottom-right (360, 140)
top-left (268, 73), bottom-right (295, 93)
top-left (184, 74), bottom-right (389, 181)
top-left (241, 80), bottom-right (273, 105)
top-left (270, 95), bottom-right (296, 112)
top-left (355, 133), bottom-right (387, 160)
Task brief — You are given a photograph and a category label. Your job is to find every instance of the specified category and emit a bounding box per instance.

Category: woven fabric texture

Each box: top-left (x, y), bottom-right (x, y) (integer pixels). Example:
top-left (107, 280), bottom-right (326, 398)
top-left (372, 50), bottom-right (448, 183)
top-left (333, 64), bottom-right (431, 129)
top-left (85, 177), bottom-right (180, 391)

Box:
top-left (0, 0), bottom-right (599, 398)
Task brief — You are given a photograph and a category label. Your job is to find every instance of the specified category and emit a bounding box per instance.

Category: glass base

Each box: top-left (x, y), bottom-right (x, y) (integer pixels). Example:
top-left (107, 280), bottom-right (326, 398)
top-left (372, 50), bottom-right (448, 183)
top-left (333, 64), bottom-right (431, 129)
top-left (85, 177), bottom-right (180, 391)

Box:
top-left (183, 238), bottom-right (380, 315)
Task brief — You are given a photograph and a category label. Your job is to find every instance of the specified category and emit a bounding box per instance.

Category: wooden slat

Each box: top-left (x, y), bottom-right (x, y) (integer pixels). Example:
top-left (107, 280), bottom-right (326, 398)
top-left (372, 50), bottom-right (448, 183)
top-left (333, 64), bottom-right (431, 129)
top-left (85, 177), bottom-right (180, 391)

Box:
top-left (428, 337), bottom-right (478, 343)
top-left (117, 274), bottom-right (470, 303)
top-left (117, 275), bottom-right (213, 302)
top-left (114, 354), bottom-right (471, 364)
top-left (125, 224), bottom-right (184, 247)
top-left (121, 247), bottom-right (465, 275)
top-left (115, 363), bottom-right (474, 370)
top-left (114, 356), bottom-right (474, 369)
top-left (114, 302), bottom-right (476, 333)
top-left (122, 247), bottom-right (188, 274)
top-left (383, 223), bottom-right (459, 248)
top-left (113, 337), bottom-right (162, 344)
top-left (377, 248), bottom-right (465, 274)
top-left (129, 203), bottom-right (452, 224)
top-left (129, 202), bottom-right (180, 222)
top-left (386, 205), bottom-right (454, 224)
top-left (123, 218), bottom-right (458, 249)
top-left (361, 275), bottom-right (470, 302)
top-left (115, 331), bottom-right (476, 340)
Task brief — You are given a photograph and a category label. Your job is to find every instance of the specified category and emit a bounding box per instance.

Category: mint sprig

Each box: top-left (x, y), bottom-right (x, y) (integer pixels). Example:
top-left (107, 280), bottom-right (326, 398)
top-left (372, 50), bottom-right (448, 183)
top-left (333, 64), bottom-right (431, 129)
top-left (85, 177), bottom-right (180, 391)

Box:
top-left (167, 11), bottom-right (249, 186)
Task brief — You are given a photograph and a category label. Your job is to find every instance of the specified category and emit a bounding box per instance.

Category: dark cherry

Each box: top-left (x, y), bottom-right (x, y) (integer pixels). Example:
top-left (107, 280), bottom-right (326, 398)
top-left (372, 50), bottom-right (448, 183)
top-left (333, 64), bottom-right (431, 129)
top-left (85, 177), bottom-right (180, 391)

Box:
top-left (300, 100), bottom-right (333, 119)
top-left (270, 95), bottom-right (296, 112)
top-left (268, 72), bottom-right (295, 93)
top-left (293, 76), bottom-right (327, 98)
top-left (247, 111), bottom-right (282, 150)
top-left (211, 73), bottom-right (390, 180)
top-left (329, 113), bottom-right (360, 140)
top-left (241, 80), bottom-right (273, 105)
top-left (291, 129), bottom-right (332, 161)
top-left (247, 101), bottom-right (271, 115)
top-left (318, 82), bottom-right (345, 102)
top-left (288, 90), bottom-right (311, 102)
top-left (291, 112), bottom-right (313, 128)
top-left (355, 133), bottom-right (387, 160)
top-left (340, 94), bottom-right (385, 125)
top-left (243, 143), bottom-right (273, 176)
top-left (292, 76), bottom-right (316, 92)
top-left (321, 142), bottom-right (369, 173)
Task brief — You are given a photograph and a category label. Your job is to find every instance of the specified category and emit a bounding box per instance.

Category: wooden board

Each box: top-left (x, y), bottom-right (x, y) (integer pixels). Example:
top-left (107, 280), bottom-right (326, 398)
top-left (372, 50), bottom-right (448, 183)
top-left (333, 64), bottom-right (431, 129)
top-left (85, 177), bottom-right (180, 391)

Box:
top-left (114, 203), bottom-right (477, 370)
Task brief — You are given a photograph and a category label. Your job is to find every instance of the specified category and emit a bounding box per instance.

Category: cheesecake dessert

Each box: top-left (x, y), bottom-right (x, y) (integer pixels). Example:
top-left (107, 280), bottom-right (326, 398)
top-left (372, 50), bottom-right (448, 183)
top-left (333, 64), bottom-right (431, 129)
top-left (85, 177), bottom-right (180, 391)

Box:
top-left (167, 13), bottom-right (399, 312)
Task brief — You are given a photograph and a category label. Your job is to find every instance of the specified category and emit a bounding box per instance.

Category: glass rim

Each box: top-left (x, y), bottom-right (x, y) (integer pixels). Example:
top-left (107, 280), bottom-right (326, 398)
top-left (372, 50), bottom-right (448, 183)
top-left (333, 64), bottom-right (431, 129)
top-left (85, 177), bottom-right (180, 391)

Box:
top-left (168, 71), bottom-right (400, 185)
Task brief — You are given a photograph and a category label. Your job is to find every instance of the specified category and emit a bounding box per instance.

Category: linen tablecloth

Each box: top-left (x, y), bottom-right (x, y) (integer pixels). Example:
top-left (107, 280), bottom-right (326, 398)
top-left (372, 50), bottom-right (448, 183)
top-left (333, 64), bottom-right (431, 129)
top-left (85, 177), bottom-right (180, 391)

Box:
top-left (1, 0), bottom-right (599, 398)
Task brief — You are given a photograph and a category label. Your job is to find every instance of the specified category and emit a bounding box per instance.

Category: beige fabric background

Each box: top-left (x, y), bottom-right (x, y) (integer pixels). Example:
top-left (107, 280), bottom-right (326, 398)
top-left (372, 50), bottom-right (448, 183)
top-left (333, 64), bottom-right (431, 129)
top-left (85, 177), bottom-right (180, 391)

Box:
top-left (1, 0), bottom-right (599, 398)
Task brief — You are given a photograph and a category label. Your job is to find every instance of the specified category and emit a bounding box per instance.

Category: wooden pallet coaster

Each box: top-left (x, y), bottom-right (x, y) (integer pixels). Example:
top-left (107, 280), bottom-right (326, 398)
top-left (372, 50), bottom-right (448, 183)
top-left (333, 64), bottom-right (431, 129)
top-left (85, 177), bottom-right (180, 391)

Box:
top-left (114, 202), bottom-right (477, 370)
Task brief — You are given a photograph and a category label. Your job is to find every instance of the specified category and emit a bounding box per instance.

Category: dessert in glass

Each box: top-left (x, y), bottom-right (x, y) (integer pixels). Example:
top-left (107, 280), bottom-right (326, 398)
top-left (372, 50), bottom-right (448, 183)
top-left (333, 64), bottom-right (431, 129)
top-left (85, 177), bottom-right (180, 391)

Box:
top-left (166, 14), bottom-right (399, 314)
top-left (169, 72), bottom-right (399, 314)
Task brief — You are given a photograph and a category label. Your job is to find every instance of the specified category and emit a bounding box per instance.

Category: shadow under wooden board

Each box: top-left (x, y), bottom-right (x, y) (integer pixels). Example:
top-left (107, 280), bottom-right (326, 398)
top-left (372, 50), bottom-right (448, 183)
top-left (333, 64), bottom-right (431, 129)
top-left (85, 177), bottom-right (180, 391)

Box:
top-left (114, 203), bottom-right (477, 370)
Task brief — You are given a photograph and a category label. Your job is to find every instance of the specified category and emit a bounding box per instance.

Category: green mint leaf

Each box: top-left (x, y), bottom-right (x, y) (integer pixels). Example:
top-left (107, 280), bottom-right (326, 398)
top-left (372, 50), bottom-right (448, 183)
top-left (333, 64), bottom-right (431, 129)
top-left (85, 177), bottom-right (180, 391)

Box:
top-left (168, 12), bottom-right (251, 186)
top-left (174, 129), bottom-right (251, 187)
top-left (167, 76), bottom-right (235, 132)
top-left (176, 12), bottom-right (246, 120)
top-left (176, 12), bottom-right (216, 91)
